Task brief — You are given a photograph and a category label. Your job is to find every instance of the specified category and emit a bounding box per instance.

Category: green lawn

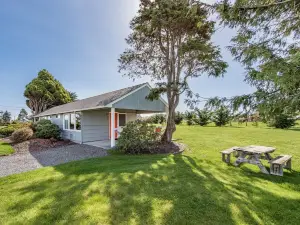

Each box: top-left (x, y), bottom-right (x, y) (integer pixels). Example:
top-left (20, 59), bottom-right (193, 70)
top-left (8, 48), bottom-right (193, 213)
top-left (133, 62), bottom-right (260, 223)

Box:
top-left (1, 125), bottom-right (300, 224)
top-left (0, 141), bottom-right (14, 156)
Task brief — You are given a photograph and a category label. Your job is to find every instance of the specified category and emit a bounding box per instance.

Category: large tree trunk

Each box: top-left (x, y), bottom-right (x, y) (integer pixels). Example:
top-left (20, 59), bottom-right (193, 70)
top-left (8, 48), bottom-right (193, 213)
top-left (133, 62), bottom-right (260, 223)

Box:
top-left (161, 94), bottom-right (179, 143)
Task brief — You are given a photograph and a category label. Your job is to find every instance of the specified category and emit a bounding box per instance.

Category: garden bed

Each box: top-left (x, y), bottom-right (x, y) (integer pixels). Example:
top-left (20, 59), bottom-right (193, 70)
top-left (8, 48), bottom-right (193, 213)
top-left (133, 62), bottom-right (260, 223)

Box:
top-left (11, 138), bottom-right (75, 154)
top-left (149, 141), bottom-right (186, 154)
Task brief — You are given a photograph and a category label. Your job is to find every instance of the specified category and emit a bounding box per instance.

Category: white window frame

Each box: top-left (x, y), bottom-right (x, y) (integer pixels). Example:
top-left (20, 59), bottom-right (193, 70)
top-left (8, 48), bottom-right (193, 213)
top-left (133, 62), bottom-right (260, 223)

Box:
top-left (118, 113), bottom-right (127, 127)
top-left (63, 112), bottom-right (81, 132)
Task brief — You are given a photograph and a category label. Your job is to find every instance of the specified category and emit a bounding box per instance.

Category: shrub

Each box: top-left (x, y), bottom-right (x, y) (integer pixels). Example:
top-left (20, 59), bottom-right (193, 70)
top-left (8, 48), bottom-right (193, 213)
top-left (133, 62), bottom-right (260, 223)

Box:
top-left (174, 111), bottom-right (184, 125)
top-left (194, 109), bottom-right (211, 126)
top-left (10, 128), bottom-right (33, 143)
top-left (148, 114), bottom-right (166, 124)
top-left (185, 111), bottom-right (196, 125)
top-left (35, 120), bottom-right (61, 139)
top-left (270, 114), bottom-right (296, 129)
top-left (116, 120), bottom-right (161, 154)
top-left (212, 106), bottom-right (230, 126)
top-left (31, 119), bottom-right (51, 131)
top-left (0, 127), bottom-right (15, 137)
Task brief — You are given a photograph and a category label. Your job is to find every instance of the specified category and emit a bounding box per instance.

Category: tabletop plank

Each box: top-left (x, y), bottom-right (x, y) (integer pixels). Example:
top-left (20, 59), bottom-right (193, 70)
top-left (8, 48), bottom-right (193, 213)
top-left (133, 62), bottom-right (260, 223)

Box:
top-left (235, 145), bottom-right (275, 154)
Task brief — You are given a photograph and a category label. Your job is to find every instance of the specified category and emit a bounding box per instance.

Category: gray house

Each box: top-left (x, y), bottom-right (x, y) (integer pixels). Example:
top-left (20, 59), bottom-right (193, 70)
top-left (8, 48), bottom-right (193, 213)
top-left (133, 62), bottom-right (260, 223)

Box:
top-left (33, 83), bottom-right (168, 148)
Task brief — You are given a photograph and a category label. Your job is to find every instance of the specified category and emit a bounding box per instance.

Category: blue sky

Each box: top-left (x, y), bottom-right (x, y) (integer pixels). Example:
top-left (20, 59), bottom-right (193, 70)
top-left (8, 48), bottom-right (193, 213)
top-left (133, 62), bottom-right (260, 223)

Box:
top-left (0, 0), bottom-right (254, 118)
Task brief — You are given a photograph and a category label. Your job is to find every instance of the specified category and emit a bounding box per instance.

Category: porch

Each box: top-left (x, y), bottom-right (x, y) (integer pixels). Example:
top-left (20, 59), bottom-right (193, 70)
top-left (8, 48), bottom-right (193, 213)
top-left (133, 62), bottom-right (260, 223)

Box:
top-left (84, 140), bottom-right (115, 150)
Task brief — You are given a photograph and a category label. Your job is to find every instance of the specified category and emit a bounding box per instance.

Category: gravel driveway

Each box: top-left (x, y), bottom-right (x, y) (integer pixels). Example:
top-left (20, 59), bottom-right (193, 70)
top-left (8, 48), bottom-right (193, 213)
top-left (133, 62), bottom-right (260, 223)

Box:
top-left (0, 144), bottom-right (108, 178)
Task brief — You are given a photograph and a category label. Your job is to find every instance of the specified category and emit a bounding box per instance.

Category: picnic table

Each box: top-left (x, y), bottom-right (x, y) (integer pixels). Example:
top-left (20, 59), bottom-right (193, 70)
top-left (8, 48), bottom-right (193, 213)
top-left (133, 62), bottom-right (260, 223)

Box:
top-left (234, 145), bottom-right (275, 174)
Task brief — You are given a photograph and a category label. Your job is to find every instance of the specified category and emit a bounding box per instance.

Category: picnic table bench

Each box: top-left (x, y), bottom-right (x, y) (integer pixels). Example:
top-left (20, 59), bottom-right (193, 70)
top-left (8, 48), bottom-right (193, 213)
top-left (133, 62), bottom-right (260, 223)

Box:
top-left (270, 155), bottom-right (292, 176)
top-left (220, 147), bottom-right (239, 164)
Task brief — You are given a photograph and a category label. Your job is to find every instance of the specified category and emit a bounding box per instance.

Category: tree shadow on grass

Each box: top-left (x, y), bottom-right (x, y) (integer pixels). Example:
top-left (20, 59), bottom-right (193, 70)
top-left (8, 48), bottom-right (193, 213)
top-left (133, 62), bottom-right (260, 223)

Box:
top-left (4, 154), bottom-right (300, 224)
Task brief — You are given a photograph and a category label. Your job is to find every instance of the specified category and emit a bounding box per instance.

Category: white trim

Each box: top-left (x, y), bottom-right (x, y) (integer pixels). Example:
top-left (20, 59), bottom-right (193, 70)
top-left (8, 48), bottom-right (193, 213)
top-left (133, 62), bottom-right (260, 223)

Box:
top-left (111, 108), bottom-right (116, 147)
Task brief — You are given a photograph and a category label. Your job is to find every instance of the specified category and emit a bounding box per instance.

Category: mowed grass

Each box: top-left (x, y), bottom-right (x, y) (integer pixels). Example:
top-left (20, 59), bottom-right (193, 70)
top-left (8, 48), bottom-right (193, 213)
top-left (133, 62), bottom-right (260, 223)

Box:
top-left (1, 125), bottom-right (300, 224)
top-left (0, 141), bottom-right (14, 156)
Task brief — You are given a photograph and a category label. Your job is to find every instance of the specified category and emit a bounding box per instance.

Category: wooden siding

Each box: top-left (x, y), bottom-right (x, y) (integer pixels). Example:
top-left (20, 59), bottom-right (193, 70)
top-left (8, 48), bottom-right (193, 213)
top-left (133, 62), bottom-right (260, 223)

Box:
top-left (112, 86), bottom-right (166, 112)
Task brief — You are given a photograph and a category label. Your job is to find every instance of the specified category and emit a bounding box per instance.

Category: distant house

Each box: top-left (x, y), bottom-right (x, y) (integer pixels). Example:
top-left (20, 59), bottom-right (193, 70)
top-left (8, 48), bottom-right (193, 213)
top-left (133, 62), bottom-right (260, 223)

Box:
top-left (33, 83), bottom-right (168, 148)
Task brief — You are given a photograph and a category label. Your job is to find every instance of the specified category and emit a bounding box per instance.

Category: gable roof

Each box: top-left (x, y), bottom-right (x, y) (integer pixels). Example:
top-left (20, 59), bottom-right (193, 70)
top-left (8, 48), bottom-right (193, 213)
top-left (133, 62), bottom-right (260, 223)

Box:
top-left (35, 83), bottom-right (152, 117)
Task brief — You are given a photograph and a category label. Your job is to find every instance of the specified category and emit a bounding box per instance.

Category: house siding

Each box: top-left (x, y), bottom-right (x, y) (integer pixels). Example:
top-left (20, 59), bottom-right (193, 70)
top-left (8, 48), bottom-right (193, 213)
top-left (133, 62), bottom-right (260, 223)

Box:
top-left (48, 114), bottom-right (82, 144)
top-left (112, 86), bottom-right (166, 112)
top-left (81, 110), bottom-right (109, 143)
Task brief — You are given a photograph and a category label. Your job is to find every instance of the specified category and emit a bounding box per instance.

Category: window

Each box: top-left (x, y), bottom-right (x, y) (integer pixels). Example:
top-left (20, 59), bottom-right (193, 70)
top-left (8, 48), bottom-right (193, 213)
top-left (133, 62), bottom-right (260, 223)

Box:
top-left (76, 112), bottom-right (81, 130)
top-left (70, 114), bottom-right (75, 130)
top-left (119, 114), bottom-right (126, 127)
top-left (55, 114), bottom-right (60, 119)
top-left (64, 114), bottom-right (69, 130)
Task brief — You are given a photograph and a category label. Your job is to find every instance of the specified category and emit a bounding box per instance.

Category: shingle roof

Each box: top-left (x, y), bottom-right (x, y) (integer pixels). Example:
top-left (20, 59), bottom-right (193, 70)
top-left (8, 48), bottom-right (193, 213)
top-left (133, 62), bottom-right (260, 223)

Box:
top-left (35, 83), bottom-right (147, 117)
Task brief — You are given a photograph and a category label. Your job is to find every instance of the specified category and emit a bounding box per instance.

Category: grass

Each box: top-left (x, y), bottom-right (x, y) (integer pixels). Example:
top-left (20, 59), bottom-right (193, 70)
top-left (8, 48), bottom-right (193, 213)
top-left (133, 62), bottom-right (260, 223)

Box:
top-left (1, 124), bottom-right (300, 224)
top-left (0, 141), bottom-right (14, 156)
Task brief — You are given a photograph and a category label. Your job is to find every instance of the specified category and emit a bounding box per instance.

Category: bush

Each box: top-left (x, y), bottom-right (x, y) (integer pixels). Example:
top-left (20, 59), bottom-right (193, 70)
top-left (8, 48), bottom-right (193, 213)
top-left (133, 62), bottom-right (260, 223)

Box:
top-left (31, 119), bottom-right (51, 131)
top-left (148, 114), bottom-right (166, 124)
top-left (174, 111), bottom-right (184, 125)
top-left (10, 128), bottom-right (33, 143)
top-left (35, 120), bottom-right (61, 139)
top-left (212, 106), bottom-right (230, 126)
top-left (116, 120), bottom-right (161, 154)
top-left (185, 111), bottom-right (196, 125)
top-left (194, 109), bottom-right (211, 126)
top-left (0, 127), bottom-right (15, 137)
top-left (270, 114), bottom-right (296, 129)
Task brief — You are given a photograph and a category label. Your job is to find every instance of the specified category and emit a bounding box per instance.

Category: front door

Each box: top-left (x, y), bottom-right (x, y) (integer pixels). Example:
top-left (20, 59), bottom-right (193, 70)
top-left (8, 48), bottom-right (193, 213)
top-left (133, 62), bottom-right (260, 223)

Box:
top-left (109, 112), bottom-right (118, 140)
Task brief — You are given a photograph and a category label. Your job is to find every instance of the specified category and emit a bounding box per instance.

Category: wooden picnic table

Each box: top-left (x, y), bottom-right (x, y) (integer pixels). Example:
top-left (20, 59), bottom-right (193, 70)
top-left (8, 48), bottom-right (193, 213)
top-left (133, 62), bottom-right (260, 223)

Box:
top-left (234, 145), bottom-right (276, 174)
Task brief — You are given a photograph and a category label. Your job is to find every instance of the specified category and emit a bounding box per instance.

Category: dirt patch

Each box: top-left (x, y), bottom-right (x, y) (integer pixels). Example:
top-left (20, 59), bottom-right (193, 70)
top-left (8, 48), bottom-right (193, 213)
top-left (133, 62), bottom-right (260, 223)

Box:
top-left (149, 142), bottom-right (186, 154)
top-left (11, 138), bottom-right (75, 154)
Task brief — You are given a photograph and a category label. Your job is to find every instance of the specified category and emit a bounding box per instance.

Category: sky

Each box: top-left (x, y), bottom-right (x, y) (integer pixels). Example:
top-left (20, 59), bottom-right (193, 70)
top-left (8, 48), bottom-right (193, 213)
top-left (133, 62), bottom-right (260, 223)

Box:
top-left (0, 0), bottom-right (254, 118)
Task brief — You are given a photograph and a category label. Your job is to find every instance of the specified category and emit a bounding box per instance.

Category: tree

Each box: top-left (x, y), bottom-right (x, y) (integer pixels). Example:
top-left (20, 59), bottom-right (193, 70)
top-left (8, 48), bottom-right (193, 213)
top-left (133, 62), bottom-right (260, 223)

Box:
top-left (69, 91), bottom-right (78, 101)
top-left (17, 108), bottom-right (28, 122)
top-left (201, 0), bottom-right (300, 121)
top-left (119, 0), bottom-right (227, 142)
top-left (2, 111), bottom-right (11, 124)
top-left (24, 69), bottom-right (77, 115)
top-left (194, 108), bottom-right (211, 126)
top-left (212, 106), bottom-right (230, 127)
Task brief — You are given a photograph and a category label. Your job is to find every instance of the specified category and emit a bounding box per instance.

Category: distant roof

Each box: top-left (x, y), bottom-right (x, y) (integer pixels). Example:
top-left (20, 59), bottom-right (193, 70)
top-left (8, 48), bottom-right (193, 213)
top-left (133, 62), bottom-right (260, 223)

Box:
top-left (35, 83), bottom-right (148, 117)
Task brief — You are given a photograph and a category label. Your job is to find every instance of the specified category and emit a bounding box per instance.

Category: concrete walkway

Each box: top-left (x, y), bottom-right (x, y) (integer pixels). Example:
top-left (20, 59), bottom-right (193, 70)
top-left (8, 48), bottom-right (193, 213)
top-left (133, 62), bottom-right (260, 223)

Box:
top-left (0, 144), bottom-right (108, 178)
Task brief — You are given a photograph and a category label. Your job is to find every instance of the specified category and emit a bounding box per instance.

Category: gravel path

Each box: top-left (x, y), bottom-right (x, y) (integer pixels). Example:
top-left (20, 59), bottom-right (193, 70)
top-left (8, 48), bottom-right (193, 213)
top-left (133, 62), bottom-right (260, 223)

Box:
top-left (0, 144), bottom-right (108, 178)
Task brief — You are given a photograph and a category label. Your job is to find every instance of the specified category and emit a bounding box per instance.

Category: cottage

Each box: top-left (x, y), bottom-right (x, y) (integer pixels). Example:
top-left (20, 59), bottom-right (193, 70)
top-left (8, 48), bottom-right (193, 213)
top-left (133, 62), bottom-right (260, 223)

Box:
top-left (33, 83), bottom-right (168, 148)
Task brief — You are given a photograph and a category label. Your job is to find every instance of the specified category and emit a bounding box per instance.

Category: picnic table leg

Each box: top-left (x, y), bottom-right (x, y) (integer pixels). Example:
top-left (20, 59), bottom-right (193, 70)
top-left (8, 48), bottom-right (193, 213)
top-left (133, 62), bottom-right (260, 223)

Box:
top-left (254, 154), bottom-right (269, 174)
top-left (264, 153), bottom-right (273, 162)
top-left (234, 152), bottom-right (247, 166)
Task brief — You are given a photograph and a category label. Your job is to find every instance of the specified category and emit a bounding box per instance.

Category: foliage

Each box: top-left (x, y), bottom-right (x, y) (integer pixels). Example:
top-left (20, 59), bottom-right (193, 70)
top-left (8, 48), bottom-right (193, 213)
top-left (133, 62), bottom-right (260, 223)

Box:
top-left (0, 122), bottom-right (32, 137)
top-left (174, 111), bottom-right (184, 125)
top-left (24, 69), bottom-right (77, 115)
top-left (269, 114), bottom-right (296, 129)
top-left (119, 0), bottom-right (227, 142)
top-left (0, 127), bottom-right (15, 137)
top-left (212, 106), bottom-right (230, 126)
top-left (194, 109), bottom-right (211, 126)
top-left (148, 114), bottom-right (166, 124)
top-left (2, 111), bottom-right (11, 124)
top-left (35, 119), bottom-right (61, 139)
top-left (68, 91), bottom-right (78, 101)
top-left (201, 0), bottom-right (300, 119)
top-left (0, 141), bottom-right (15, 156)
top-left (116, 120), bottom-right (161, 154)
top-left (185, 111), bottom-right (196, 126)
top-left (17, 108), bottom-right (28, 122)
top-left (10, 128), bottom-right (33, 143)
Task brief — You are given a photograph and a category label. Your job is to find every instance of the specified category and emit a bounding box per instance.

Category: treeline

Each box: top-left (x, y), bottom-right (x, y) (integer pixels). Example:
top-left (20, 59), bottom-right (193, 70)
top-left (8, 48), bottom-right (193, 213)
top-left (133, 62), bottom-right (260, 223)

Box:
top-left (145, 106), bottom-right (297, 129)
